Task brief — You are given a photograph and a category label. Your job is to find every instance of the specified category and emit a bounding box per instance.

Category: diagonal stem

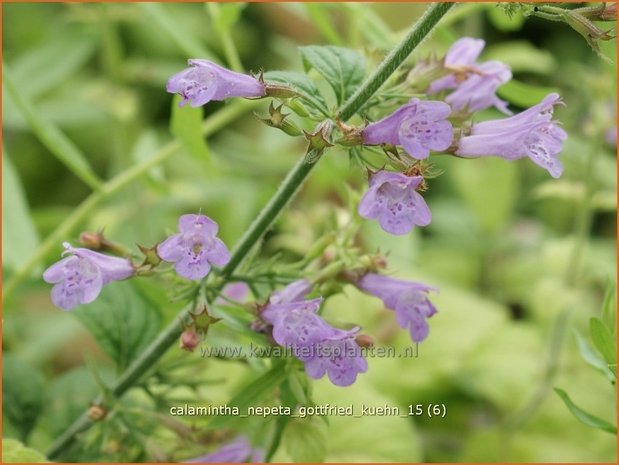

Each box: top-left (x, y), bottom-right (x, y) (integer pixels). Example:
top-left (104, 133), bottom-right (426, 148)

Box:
top-left (45, 3), bottom-right (453, 458)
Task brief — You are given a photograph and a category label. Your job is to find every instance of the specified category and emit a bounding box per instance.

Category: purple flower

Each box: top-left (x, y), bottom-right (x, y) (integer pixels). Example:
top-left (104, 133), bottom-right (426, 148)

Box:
top-left (358, 170), bottom-right (431, 235)
top-left (43, 242), bottom-right (134, 311)
top-left (357, 273), bottom-right (438, 343)
top-left (362, 98), bottom-right (453, 160)
top-left (215, 282), bottom-right (251, 305)
top-left (167, 59), bottom-right (265, 107)
top-left (428, 37), bottom-right (512, 114)
top-left (260, 281), bottom-right (367, 387)
top-left (456, 93), bottom-right (567, 178)
top-left (158, 214), bottom-right (230, 281)
top-left (184, 436), bottom-right (264, 463)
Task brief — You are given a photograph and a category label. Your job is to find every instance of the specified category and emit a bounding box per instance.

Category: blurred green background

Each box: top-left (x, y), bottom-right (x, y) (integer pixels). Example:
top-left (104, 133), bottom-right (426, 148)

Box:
top-left (2, 2), bottom-right (617, 463)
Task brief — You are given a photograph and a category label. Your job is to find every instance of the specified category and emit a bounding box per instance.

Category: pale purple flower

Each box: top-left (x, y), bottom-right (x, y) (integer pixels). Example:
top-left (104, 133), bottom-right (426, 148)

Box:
top-left (167, 59), bottom-right (265, 107)
top-left (184, 436), bottom-right (264, 463)
top-left (43, 242), bottom-right (134, 311)
top-left (362, 98), bottom-right (453, 160)
top-left (260, 281), bottom-right (367, 387)
top-left (357, 273), bottom-right (438, 343)
top-left (215, 282), bottom-right (251, 305)
top-left (456, 93), bottom-right (567, 178)
top-left (158, 214), bottom-right (230, 281)
top-left (358, 170), bottom-right (431, 235)
top-left (428, 37), bottom-right (512, 114)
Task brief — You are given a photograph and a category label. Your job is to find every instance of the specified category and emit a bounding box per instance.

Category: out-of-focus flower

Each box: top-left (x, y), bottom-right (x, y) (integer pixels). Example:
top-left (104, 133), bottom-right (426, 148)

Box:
top-left (428, 37), bottom-right (512, 114)
top-left (215, 282), bottom-right (251, 306)
top-left (167, 59), bottom-right (265, 107)
top-left (158, 214), bottom-right (230, 281)
top-left (260, 281), bottom-right (367, 386)
top-left (356, 273), bottom-right (438, 343)
top-left (358, 170), bottom-right (431, 235)
top-left (456, 93), bottom-right (567, 178)
top-left (43, 242), bottom-right (134, 311)
top-left (183, 436), bottom-right (264, 463)
top-left (362, 98), bottom-right (453, 160)
top-left (179, 327), bottom-right (201, 352)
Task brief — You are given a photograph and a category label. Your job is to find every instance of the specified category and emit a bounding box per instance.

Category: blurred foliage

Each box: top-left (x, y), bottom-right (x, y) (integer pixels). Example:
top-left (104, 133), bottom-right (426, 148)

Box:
top-left (2, 2), bottom-right (617, 463)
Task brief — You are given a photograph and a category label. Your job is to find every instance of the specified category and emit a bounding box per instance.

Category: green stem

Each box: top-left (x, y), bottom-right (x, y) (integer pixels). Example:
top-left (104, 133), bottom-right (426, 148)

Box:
top-left (337, 2), bottom-right (453, 121)
top-left (207, 3), bottom-right (244, 73)
top-left (45, 4), bottom-right (452, 458)
top-left (3, 100), bottom-right (258, 304)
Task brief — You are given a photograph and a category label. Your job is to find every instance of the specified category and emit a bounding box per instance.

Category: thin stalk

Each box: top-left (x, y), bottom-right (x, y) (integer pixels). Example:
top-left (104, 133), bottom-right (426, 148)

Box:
top-left (46, 4), bottom-right (452, 458)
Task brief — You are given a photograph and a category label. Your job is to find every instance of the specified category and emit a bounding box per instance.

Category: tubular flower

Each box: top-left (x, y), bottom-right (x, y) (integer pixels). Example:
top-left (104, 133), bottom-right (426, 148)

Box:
top-left (358, 170), bottom-right (431, 235)
top-left (260, 280), bottom-right (368, 387)
top-left (43, 242), bottom-right (134, 311)
top-left (167, 59), bottom-right (265, 107)
top-left (183, 436), bottom-right (264, 463)
top-left (357, 273), bottom-right (438, 343)
top-left (456, 93), bottom-right (567, 178)
top-left (158, 214), bottom-right (230, 281)
top-left (428, 37), bottom-right (512, 114)
top-left (362, 98), bottom-right (453, 160)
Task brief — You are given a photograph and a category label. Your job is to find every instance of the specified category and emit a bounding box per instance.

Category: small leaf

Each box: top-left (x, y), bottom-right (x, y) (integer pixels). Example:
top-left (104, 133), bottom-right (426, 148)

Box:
top-left (574, 331), bottom-right (615, 381)
top-left (2, 355), bottom-right (45, 441)
top-left (170, 95), bottom-right (211, 161)
top-left (2, 150), bottom-right (40, 273)
top-left (497, 79), bottom-right (559, 109)
top-left (487, 5), bottom-right (525, 31)
top-left (2, 439), bottom-right (48, 463)
top-left (601, 281), bottom-right (617, 336)
top-left (74, 281), bottom-right (162, 371)
top-left (299, 45), bottom-right (366, 105)
top-left (263, 70), bottom-right (328, 113)
top-left (283, 416), bottom-right (328, 462)
top-left (589, 317), bottom-right (617, 376)
top-left (554, 388), bottom-right (616, 434)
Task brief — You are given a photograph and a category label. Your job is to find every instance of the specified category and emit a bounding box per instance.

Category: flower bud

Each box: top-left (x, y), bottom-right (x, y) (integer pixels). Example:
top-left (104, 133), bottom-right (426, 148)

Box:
top-left (179, 327), bottom-right (200, 352)
top-left (79, 231), bottom-right (105, 250)
top-left (87, 403), bottom-right (107, 421)
top-left (355, 334), bottom-right (375, 348)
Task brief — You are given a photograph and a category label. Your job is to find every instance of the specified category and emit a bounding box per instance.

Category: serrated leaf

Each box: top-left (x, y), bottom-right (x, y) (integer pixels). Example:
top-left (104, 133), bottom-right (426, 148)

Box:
top-left (74, 281), bottom-right (162, 371)
top-left (2, 150), bottom-right (40, 273)
top-left (2, 439), bottom-right (48, 463)
top-left (2, 355), bottom-right (45, 441)
top-left (497, 79), bottom-right (559, 109)
top-left (283, 416), bottom-right (328, 462)
top-left (554, 388), bottom-right (616, 434)
top-left (589, 317), bottom-right (617, 376)
top-left (299, 45), bottom-right (365, 105)
top-left (263, 70), bottom-right (328, 113)
top-left (170, 95), bottom-right (210, 161)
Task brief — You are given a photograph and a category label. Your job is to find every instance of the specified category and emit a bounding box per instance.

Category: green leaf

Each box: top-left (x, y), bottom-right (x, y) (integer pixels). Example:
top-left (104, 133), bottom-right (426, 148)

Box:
top-left (299, 45), bottom-right (365, 105)
top-left (2, 150), bottom-right (40, 273)
top-left (497, 79), bottom-right (559, 109)
top-left (554, 388), bottom-right (616, 434)
top-left (3, 65), bottom-right (103, 190)
top-left (209, 361), bottom-right (287, 429)
top-left (484, 41), bottom-right (557, 75)
top-left (170, 95), bottom-right (210, 161)
top-left (263, 71), bottom-right (328, 113)
top-left (2, 439), bottom-right (48, 463)
top-left (574, 331), bottom-right (615, 381)
top-left (601, 281), bottom-right (616, 336)
top-left (2, 355), bottom-right (45, 441)
top-left (283, 416), bottom-right (328, 462)
top-left (449, 157), bottom-right (518, 234)
top-left (74, 281), bottom-right (162, 371)
top-left (589, 317), bottom-right (617, 376)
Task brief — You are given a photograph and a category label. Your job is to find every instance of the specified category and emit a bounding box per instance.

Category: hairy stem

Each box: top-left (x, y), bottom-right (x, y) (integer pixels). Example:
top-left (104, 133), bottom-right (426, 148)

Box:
top-left (46, 4), bottom-right (452, 458)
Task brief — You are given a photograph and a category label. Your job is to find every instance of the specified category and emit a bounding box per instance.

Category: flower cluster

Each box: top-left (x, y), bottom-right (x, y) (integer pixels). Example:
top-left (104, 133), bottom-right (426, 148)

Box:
top-left (43, 214), bottom-right (230, 311)
top-left (260, 280), bottom-right (368, 387)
